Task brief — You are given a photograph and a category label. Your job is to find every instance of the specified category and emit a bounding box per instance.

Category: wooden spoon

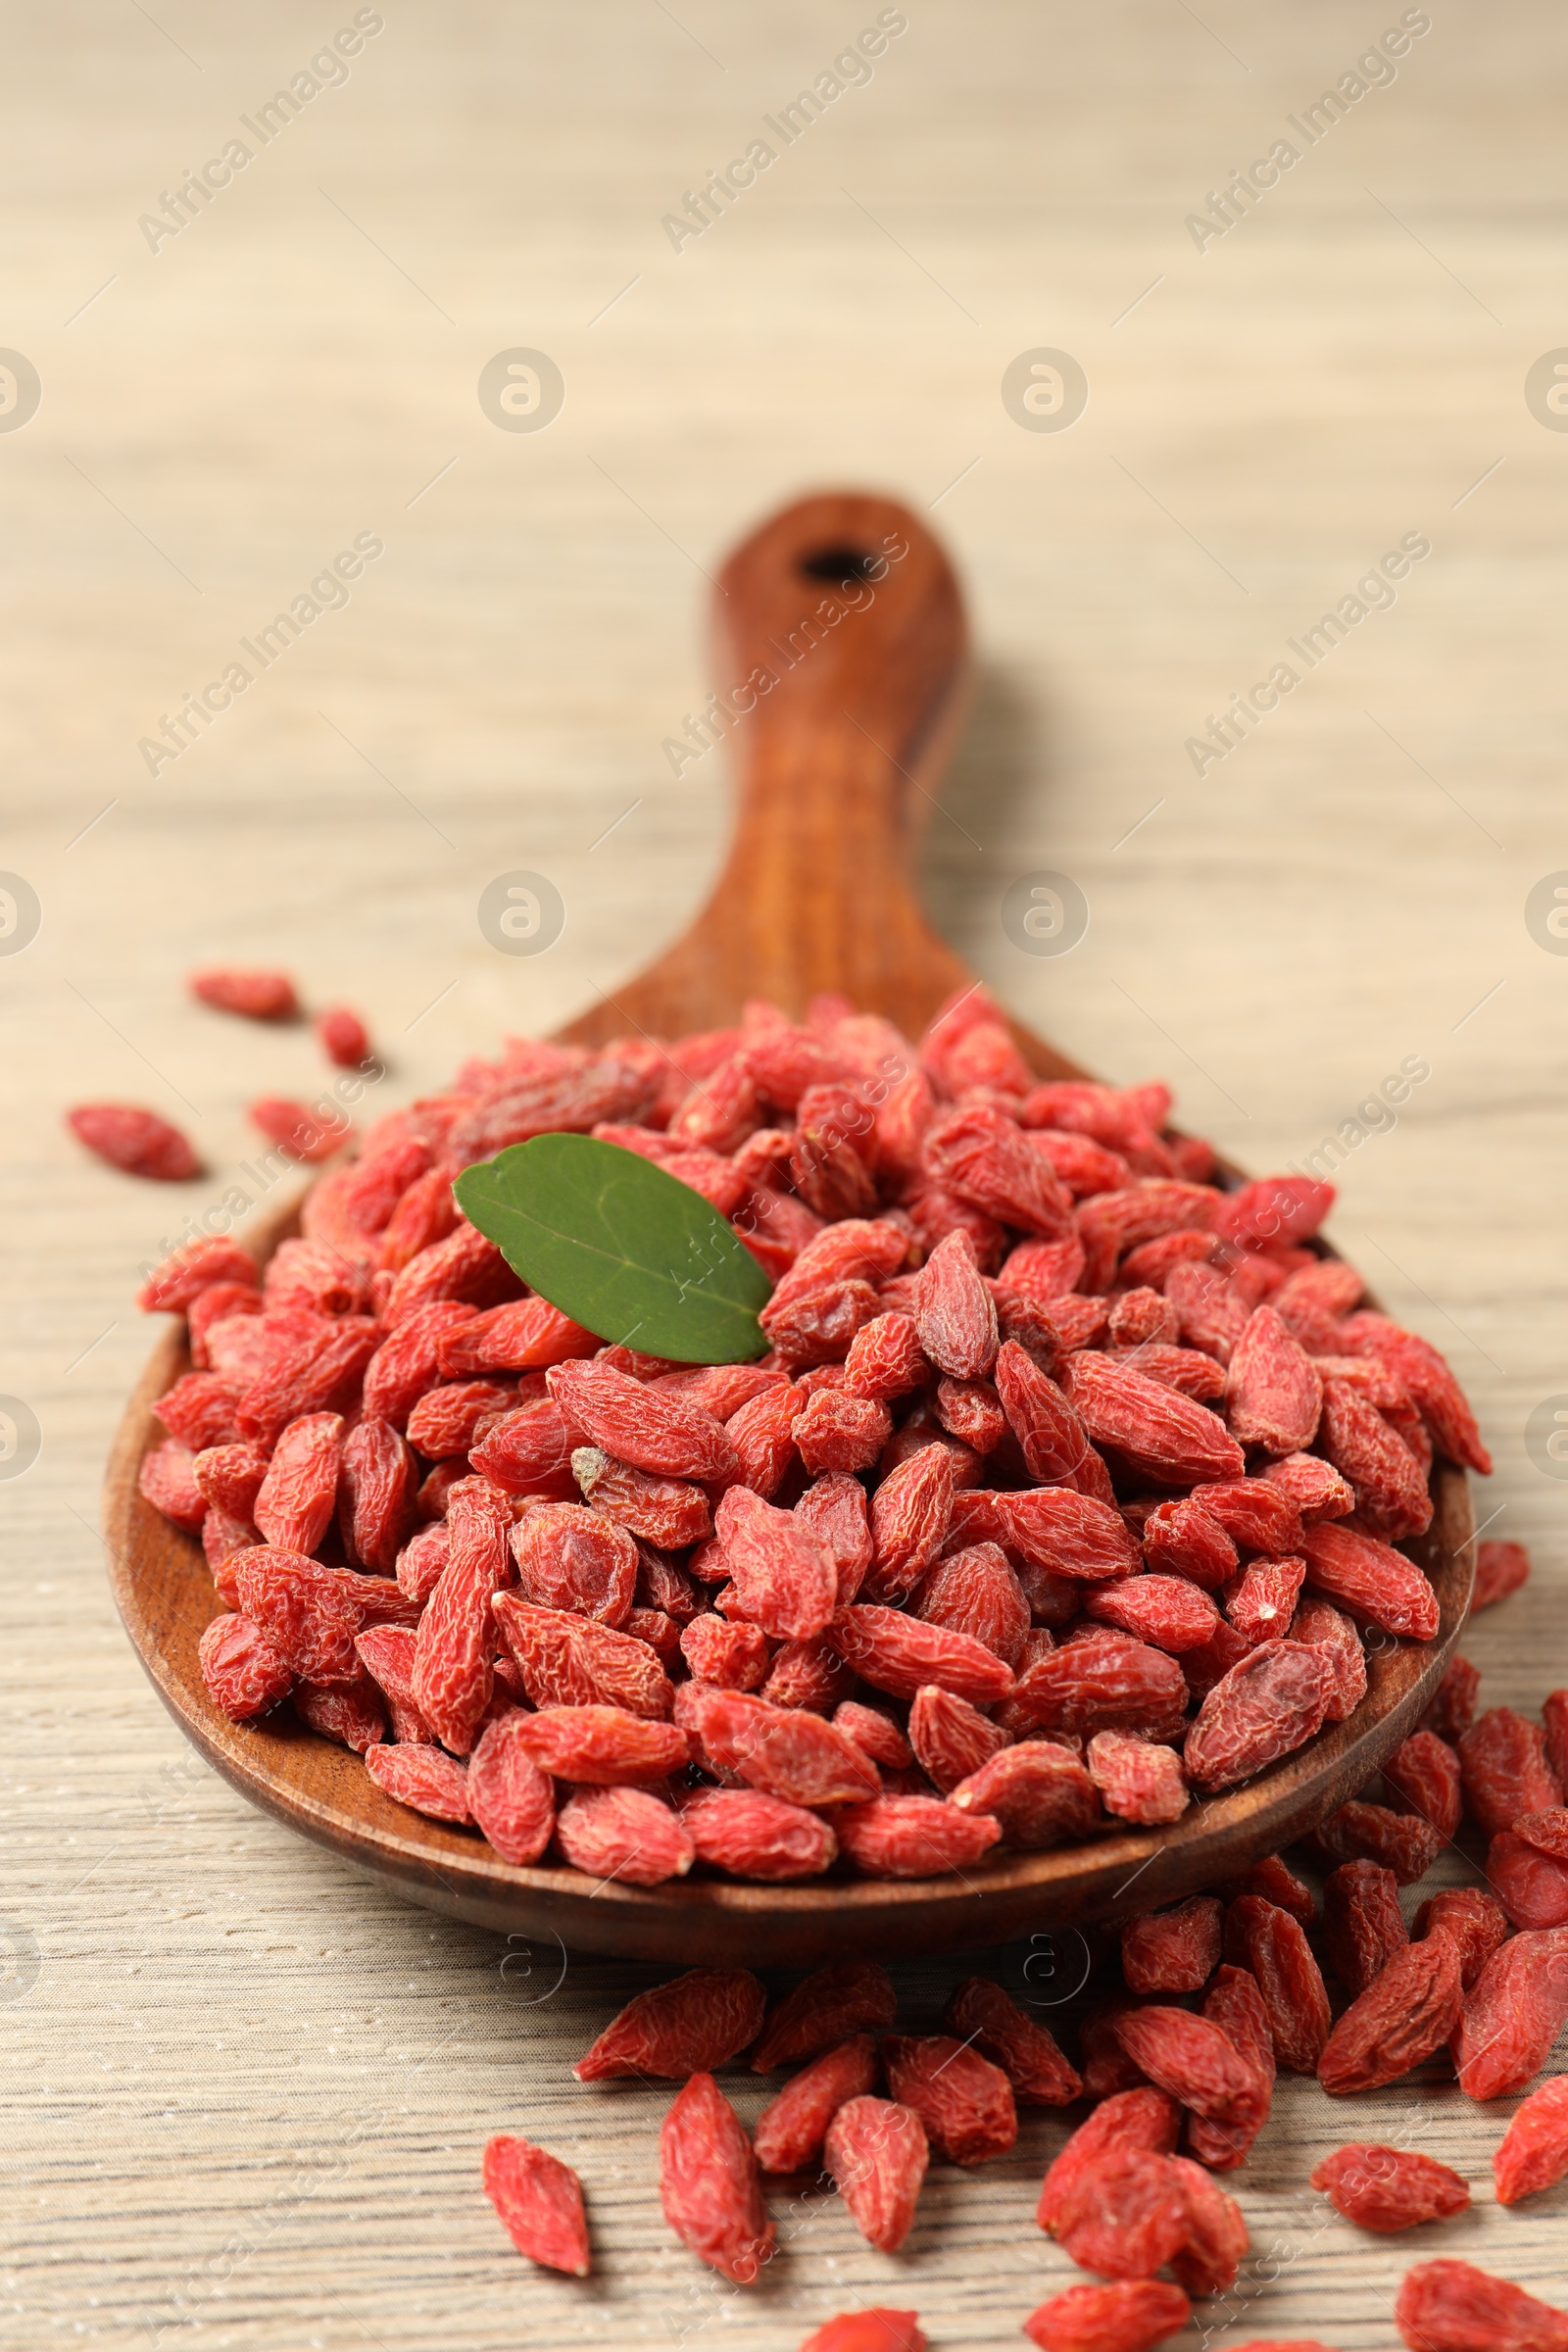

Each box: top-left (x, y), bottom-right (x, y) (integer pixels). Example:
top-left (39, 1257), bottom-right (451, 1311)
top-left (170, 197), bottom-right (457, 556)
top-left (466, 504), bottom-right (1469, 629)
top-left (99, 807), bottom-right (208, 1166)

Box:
top-left (103, 489), bottom-right (1474, 1965)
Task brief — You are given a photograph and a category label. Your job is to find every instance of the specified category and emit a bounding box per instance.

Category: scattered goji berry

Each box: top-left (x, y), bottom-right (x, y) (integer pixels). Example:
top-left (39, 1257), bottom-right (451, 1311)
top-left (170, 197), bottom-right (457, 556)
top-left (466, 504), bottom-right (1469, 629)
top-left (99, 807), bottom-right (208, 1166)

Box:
top-left (754, 2034), bottom-right (879, 2173)
top-left (659, 2071), bottom-right (775, 2282)
top-left (68, 1102), bottom-right (201, 1181)
top-left (1310, 2143), bottom-right (1470, 2232)
top-left (1168, 2153), bottom-right (1249, 2295)
top-left (1459, 1708), bottom-right (1563, 1838)
top-left (189, 965), bottom-right (298, 1020)
top-left (1324, 1859), bottom-right (1409, 1995)
top-left (1120, 1896), bottom-right (1222, 1995)
top-left (752, 1961), bottom-right (897, 2074)
top-left (1318, 1935), bottom-right (1464, 2094)
top-left (799, 2310), bottom-right (928, 2352)
top-left (482, 2134), bottom-right (590, 2275)
top-left (1037, 2089), bottom-right (1180, 2235)
top-left (1487, 1831), bottom-right (1568, 1930)
top-left (1312, 1798), bottom-right (1444, 1885)
top-left (1395, 2261), bottom-right (1568, 2352)
top-left (1494, 2074), bottom-right (1568, 2204)
top-left (823, 2094), bottom-right (929, 2253)
top-left (1022, 2280), bottom-right (1190, 2352)
top-left (1225, 1895), bottom-right (1332, 2073)
top-left (1110, 2007), bottom-right (1257, 2123)
top-left (1452, 1928), bottom-right (1568, 2101)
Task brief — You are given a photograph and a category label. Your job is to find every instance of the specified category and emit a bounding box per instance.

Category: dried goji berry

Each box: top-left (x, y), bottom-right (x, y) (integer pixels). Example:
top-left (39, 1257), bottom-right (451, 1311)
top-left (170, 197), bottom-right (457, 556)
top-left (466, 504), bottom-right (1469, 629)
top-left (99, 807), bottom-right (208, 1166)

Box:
top-left (1259, 1449), bottom-right (1355, 1522)
top-left (482, 2134), bottom-right (590, 2275)
top-left (751, 1961), bottom-right (897, 2074)
top-left (1225, 1896), bottom-right (1332, 2073)
top-left (754, 2034), bottom-right (878, 2173)
top-left (906, 1683), bottom-right (1007, 1792)
top-left (1298, 1519), bottom-right (1441, 1640)
top-left (466, 1711), bottom-right (555, 1863)
top-left (364, 1741), bottom-right (471, 1823)
top-left (833, 1602), bottom-right (1013, 1707)
top-left (576, 1968), bottom-right (764, 2083)
top-left (1219, 1850), bottom-right (1317, 1923)
top-left (1339, 1313), bottom-right (1494, 1476)
top-left (1286, 1595), bottom-right (1368, 1722)
top-left (1488, 1831), bottom-right (1568, 1930)
top-left (1053, 2142), bottom-right (1191, 2281)
top-left (799, 2310), bottom-right (928, 2352)
top-left (1324, 1860), bottom-right (1409, 1996)
top-left (252, 1410), bottom-right (342, 1554)
top-left (714, 1483), bottom-right (838, 1640)
top-left (835, 1793), bottom-right (1002, 1877)
top-left (1318, 1935), bottom-right (1464, 2094)
top-left (1312, 1799), bottom-right (1444, 1886)
top-left (198, 1611), bottom-right (292, 1719)
top-left (1459, 1708), bottom-right (1563, 1838)
top-left (69, 1102), bottom-right (202, 1181)
top-left (1318, 1377), bottom-right (1433, 1540)
top-left (1225, 1555), bottom-right (1306, 1644)
top-left (824, 2093), bottom-right (928, 2253)
top-left (1120, 1897), bottom-right (1223, 1995)
top-left (679, 1612), bottom-right (770, 1690)
top-left (137, 1235), bottom-right (258, 1313)
top-left (880, 2033), bottom-right (1016, 2166)
top-left (1413, 1886), bottom-right (1510, 1988)
top-left (556, 1785), bottom-right (695, 1886)
top-left (190, 964), bottom-right (298, 1019)
top-left (943, 1976), bottom-right (1082, 2105)
top-left (678, 1683), bottom-right (877, 1804)
top-left (678, 1786), bottom-right (838, 1881)
top-left (1452, 1929), bottom-right (1568, 2101)
top-left (1037, 2089), bottom-right (1180, 2233)
top-left (1310, 2143), bottom-right (1470, 2232)
top-left (1022, 2279), bottom-right (1190, 2352)
top-left (1384, 1728), bottom-right (1464, 1840)
top-left (1168, 2154), bottom-right (1248, 2295)
top-left (510, 1502), bottom-right (637, 1627)
top-left (914, 1542), bottom-right (1029, 1666)
top-left (1085, 1574), bottom-right (1219, 1653)
top-left (659, 2071), bottom-right (775, 2282)
top-left (1063, 1352), bottom-right (1245, 1486)
top-left (1494, 2074), bottom-right (1568, 2204)
top-left (1184, 1641), bottom-right (1338, 1789)
top-left (1087, 1732), bottom-right (1189, 1825)
top-left (1474, 1539), bottom-right (1532, 1611)
top-left (1187, 1964), bottom-right (1274, 2169)
top-left (514, 1703), bottom-right (688, 1787)
top-left (1395, 2261), bottom-right (1568, 2352)
top-left (1110, 2007), bottom-right (1257, 2123)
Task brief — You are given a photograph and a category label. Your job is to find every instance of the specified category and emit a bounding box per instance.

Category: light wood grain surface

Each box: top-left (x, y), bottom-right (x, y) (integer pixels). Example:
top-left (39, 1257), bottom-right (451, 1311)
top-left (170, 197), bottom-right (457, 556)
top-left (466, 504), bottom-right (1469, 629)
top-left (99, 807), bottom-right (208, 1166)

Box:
top-left (3, 3), bottom-right (1567, 2344)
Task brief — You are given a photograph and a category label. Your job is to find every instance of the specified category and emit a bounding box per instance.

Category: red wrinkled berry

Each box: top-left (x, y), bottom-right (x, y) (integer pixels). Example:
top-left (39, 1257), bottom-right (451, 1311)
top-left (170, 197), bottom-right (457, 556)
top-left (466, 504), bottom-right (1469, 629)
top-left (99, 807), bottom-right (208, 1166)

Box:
top-left (659, 2071), bottom-right (775, 2283)
top-left (482, 2134), bottom-right (590, 2275)
top-left (68, 1102), bottom-right (200, 1181)
top-left (1310, 2143), bottom-right (1470, 2233)
top-left (190, 965), bottom-right (298, 1020)
top-left (1395, 2261), bottom-right (1568, 2352)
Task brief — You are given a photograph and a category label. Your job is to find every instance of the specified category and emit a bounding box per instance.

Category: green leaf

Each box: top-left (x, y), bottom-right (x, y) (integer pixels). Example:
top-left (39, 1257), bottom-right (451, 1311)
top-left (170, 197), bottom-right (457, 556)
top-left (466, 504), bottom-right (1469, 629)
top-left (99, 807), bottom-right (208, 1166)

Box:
top-left (452, 1133), bottom-right (771, 1364)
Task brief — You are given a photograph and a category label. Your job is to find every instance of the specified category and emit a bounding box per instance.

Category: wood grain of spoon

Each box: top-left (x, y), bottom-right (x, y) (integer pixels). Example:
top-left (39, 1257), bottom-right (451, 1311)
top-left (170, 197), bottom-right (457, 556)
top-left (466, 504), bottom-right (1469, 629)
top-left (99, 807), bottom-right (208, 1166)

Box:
top-left (102, 489), bottom-right (1474, 1965)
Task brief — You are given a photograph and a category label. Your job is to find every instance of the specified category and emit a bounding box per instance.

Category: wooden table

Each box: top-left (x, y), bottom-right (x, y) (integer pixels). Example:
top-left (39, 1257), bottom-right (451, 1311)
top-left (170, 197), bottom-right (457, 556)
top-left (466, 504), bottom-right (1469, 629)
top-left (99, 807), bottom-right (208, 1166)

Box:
top-left (3, 2), bottom-right (1565, 2342)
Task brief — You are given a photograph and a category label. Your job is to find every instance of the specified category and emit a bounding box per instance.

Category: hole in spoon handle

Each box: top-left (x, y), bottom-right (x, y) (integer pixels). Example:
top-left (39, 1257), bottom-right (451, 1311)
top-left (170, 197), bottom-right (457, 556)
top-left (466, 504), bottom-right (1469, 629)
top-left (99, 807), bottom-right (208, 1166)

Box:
top-left (700, 489), bottom-right (973, 1017)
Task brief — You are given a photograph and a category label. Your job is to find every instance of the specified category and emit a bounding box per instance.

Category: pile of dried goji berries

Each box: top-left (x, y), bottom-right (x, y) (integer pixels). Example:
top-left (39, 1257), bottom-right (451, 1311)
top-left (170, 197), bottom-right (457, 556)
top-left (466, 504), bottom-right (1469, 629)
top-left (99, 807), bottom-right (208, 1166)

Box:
top-left (483, 1837), bottom-right (1568, 2351)
top-left (125, 979), bottom-right (1568, 2345)
top-left (135, 982), bottom-right (1492, 1890)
